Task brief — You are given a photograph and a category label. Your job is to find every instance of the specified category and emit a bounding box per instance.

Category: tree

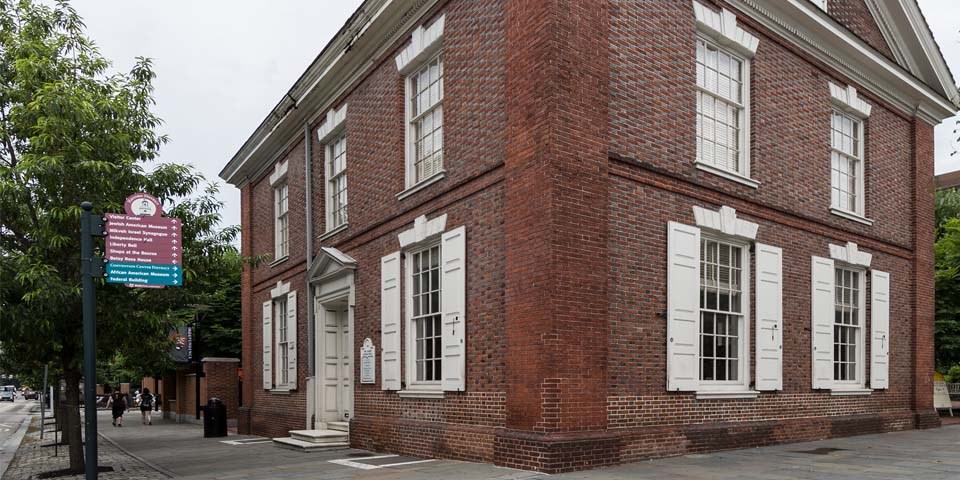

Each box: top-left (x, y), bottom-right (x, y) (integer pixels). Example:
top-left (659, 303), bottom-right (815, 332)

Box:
top-left (0, 0), bottom-right (215, 471)
top-left (935, 188), bottom-right (960, 372)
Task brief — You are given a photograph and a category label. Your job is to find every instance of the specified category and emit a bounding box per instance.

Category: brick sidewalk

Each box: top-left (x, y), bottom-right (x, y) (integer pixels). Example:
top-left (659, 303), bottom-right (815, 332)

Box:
top-left (1, 416), bottom-right (166, 480)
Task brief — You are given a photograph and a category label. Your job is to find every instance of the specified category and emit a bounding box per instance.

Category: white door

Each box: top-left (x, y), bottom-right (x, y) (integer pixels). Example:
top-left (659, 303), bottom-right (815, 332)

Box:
top-left (321, 308), bottom-right (351, 423)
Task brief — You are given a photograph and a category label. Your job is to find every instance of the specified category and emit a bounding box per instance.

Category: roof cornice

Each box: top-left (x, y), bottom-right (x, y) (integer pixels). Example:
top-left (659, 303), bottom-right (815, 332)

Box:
top-left (729, 0), bottom-right (958, 125)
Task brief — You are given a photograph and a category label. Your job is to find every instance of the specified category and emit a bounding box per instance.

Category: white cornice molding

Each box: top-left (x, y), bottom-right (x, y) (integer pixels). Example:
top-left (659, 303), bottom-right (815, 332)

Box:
top-left (829, 83), bottom-right (872, 119)
top-left (317, 104), bottom-right (347, 144)
top-left (693, 205), bottom-right (759, 240)
top-left (726, 0), bottom-right (956, 125)
top-left (269, 160), bottom-right (288, 187)
top-left (862, 0), bottom-right (915, 74)
top-left (395, 14), bottom-right (445, 75)
top-left (829, 241), bottom-right (872, 268)
top-left (895, 0), bottom-right (958, 105)
top-left (398, 214), bottom-right (447, 249)
top-left (692, 0), bottom-right (759, 58)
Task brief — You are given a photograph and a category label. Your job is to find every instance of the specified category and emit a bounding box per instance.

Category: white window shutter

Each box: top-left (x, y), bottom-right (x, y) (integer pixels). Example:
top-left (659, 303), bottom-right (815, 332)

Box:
top-left (381, 252), bottom-right (402, 391)
top-left (286, 291), bottom-right (298, 389)
top-left (870, 270), bottom-right (890, 389)
top-left (666, 221), bottom-right (700, 391)
top-left (262, 301), bottom-right (273, 390)
top-left (441, 226), bottom-right (467, 392)
top-left (811, 256), bottom-right (835, 390)
top-left (755, 244), bottom-right (783, 391)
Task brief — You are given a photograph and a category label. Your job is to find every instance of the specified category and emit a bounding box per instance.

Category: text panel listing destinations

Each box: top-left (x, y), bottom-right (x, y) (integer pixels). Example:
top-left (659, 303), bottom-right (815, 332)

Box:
top-left (105, 213), bottom-right (182, 287)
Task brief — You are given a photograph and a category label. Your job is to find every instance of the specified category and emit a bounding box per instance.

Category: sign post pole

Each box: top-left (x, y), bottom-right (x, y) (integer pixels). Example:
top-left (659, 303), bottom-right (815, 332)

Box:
top-left (80, 201), bottom-right (105, 480)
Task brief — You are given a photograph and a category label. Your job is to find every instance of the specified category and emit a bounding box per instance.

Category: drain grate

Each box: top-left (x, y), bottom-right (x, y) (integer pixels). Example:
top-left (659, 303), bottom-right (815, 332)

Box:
top-left (347, 452), bottom-right (376, 457)
top-left (795, 447), bottom-right (847, 455)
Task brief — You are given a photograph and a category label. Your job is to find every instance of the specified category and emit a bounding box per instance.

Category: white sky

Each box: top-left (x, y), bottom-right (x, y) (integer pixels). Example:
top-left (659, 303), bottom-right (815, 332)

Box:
top-left (70, 0), bottom-right (959, 230)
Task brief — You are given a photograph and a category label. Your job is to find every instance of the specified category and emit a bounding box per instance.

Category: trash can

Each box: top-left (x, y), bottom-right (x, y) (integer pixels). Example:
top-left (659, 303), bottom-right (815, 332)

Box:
top-left (203, 397), bottom-right (227, 438)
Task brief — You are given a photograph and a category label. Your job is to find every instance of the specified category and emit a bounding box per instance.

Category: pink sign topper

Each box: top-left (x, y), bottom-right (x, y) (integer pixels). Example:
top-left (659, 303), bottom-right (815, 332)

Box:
top-left (124, 192), bottom-right (162, 217)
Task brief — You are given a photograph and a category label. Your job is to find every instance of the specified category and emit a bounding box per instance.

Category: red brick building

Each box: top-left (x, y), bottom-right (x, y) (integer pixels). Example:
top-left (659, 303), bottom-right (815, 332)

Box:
top-left (219, 0), bottom-right (959, 472)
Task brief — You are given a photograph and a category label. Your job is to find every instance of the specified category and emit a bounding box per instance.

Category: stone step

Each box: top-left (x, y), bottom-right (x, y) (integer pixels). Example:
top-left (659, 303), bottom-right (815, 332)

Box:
top-left (272, 436), bottom-right (349, 452)
top-left (327, 421), bottom-right (349, 432)
top-left (288, 429), bottom-right (349, 444)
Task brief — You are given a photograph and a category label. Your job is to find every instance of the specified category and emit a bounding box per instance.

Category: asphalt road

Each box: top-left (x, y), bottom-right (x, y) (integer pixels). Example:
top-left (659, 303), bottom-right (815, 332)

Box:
top-left (0, 399), bottom-right (35, 478)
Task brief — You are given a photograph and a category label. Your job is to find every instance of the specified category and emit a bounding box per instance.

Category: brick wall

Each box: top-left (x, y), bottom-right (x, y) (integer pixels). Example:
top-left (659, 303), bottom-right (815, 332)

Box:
top-left (827, 0), bottom-right (896, 62)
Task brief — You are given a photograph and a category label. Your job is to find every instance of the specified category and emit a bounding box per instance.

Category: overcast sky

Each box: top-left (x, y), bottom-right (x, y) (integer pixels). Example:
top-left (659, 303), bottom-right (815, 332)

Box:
top-left (70, 0), bottom-right (959, 230)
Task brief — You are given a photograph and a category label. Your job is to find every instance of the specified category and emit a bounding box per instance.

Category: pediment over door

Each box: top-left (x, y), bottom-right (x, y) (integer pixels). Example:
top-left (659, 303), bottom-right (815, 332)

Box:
top-left (308, 247), bottom-right (357, 284)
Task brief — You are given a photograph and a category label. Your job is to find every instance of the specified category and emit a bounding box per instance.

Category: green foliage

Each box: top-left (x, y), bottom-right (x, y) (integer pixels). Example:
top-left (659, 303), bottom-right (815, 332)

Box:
top-left (935, 189), bottom-right (960, 373)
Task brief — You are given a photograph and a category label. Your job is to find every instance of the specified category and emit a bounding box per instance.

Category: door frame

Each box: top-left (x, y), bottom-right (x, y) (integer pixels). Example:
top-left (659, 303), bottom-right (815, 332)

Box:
top-left (315, 297), bottom-right (353, 424)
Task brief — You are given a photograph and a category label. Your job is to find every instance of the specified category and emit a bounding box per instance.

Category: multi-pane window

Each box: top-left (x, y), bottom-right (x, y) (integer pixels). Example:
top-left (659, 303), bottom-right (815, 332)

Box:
top-left (409, 55), bottom-right (443, 184)
top-left (411, 244), bottom-right (442, 382)
top-left (699, 238), bottom-right (744, 382)
top-left (830, 111), bottom-right (863, 214)
top-left (275, 296), bottom-right (289, 386)
top-left (833, 268), bottom-right (861, 382)
top-left (327, 133), bottom-right (348, 230)
top-left (696, 38), bottom-right (746, 176)
top-left (275, 183), bottom-right (289, 259)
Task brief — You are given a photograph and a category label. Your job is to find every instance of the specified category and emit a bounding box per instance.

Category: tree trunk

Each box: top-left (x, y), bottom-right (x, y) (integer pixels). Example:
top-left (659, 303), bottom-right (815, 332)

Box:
top-left (62, 367), bottom-right (84, 472)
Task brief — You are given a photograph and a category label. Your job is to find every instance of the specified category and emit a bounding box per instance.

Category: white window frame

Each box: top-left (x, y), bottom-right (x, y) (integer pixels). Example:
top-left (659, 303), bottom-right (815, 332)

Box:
top-left (274, 182), bottom-right (289, 260)
top-left (405, 242), bottom-right (443, 389)
top-left (832, 265), bottom-right (866, 389)
top-left (828, 82), bottom-right (873, 225)
top-left (404, 53), bottom-right (444, 190)
top-left (274, 295), bottom-right (289, 387)
top-left (325, 132), bottom-right (348, 232)
top-left (697, 234), bottom-right (752, 393)
top-left (830, 110), bottom-right (865, 217)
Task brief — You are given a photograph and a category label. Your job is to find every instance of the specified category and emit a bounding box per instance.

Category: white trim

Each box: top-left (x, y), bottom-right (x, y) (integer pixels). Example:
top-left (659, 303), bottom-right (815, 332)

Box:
top-left (397, 214), bottom-right (447, 249)
top-left (316, 105), bottom-right (347, 144)
top-left (397, 389), bottom-right (444, 399)
top-left (268, 256), bottom-right (289, 267)
top-left (692, 0), bottom-right (759, 58)
top-left (692, 205), bottom-right (759, 240)
top-left (695, 162), bottom-right (760, 189)
top-left (829, 388), bottom-right (872, 396)
top-left (318, 223), bottom-right (348, 242)
top-left (394, 14), bottom-right (445, 75)
top-left (269, 160), bottom-right (289, 187)
top-left (829, 241), bottom-right (872, 267)
top-left (829, 207), bottom-right (874, 226)
top-left (271, 280), bottom-right (292, 299)
top-left (696, 390), bottom-right (760, 400)
top-left (396, 171), bottom-right (445, 200)
top-left (829, 83), bottom-right (872, 119)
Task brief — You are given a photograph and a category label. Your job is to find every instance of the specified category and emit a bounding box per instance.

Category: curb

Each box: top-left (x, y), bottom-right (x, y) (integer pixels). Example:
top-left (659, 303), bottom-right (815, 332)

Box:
top-left (97, 431), bottom-right (176, 478)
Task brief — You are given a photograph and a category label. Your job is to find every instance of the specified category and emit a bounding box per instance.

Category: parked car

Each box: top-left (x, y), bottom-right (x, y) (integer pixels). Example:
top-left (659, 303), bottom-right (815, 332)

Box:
top-left (23, 390), bottom-right (39, 400)
top-left (0, 385), bottom-right (15, 402)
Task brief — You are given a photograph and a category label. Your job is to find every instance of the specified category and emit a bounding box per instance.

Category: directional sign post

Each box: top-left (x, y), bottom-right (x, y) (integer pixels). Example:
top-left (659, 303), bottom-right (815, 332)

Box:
top-left (105, 194), bottom-right (183, 288)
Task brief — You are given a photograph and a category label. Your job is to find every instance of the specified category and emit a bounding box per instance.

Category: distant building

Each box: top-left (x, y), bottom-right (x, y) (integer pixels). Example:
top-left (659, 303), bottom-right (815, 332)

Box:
top-left (937, 170), bottom-right (960, 190)
top-left (220, 0), bottom-right (959, 473)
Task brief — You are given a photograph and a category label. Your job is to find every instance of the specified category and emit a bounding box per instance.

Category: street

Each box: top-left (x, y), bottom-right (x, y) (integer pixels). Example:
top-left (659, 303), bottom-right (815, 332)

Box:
top-left (0, 400), bottom-right (34, 478)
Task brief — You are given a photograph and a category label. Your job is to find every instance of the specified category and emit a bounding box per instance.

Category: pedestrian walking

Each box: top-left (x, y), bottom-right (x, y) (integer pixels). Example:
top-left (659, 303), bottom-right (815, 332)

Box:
top-left (139, 387), bottom-right (155, 425)
top-left (109, 388), bottom-right (126, 427)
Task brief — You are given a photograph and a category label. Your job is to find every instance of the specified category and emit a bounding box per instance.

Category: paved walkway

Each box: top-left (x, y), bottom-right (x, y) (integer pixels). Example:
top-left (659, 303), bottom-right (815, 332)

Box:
top-left (6, 410), bottom-right (960, 479)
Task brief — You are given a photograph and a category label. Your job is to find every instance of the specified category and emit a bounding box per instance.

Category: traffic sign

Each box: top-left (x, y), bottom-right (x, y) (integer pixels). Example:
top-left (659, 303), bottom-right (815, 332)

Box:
top-left (106, 262), bottom-right (182, 286)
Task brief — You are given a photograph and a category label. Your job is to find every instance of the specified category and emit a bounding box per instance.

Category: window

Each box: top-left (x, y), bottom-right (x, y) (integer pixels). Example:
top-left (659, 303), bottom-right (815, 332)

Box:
top-left (830, 111), bottom-right (863, 215)
top-left (408, 55), bottom-right (443, 185)
top-left (327, 133), bottom-right (348, 230)
top-left (833, 267), bottom-right (862, 383)
top-left (275, 296), bottom-right (289, 386)
top-left (699, 238), bottom-right (745, 383)
top-left (696, 37), bottom-right (748, 179)
top-left (275, 183), bottom-right (289, 259)
top-left (410, 244), bottom-right (442, 383)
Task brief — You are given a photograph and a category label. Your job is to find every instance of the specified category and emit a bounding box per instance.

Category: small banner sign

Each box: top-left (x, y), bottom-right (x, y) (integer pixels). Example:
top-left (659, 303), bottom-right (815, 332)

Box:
top-left (105, 193), bottom-right (183, 288)
top-left (360, 338), bottom-right (376, 384)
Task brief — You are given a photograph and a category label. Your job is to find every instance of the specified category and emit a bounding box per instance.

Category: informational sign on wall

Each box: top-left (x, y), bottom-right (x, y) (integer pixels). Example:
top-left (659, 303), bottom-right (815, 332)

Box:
top-left (105, 193), bottom-right (183, 288)
top-left (360, 338), bottom-right (376, 384)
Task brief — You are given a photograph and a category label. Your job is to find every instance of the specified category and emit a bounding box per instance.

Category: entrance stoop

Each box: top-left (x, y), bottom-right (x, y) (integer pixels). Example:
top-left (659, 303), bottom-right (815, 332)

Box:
top-left (327, 421), bottom-right (348, 432)
top-left (273, 429), bottom-right (349, 452)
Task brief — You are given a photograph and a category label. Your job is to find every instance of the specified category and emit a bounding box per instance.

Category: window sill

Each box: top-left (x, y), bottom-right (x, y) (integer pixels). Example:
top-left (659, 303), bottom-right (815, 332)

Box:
top-left (318, 223), bottom-right (348, 242)
top-left (396, 171), bottom-right (445, 200)
top-left (397, 389), bottom-right (444, 399)
top-left (829, 388), bottom-right (872, 396)
top-left (269, 388), bottom-right (293, 395)
top-left (696, 390), bottom-right (760, 400)
top-left (829, 207), bottom-right (874, 226)
top-left (694, 162), bottom-right (760, 189)
top-left (269, 256), bottom-right (289, 268)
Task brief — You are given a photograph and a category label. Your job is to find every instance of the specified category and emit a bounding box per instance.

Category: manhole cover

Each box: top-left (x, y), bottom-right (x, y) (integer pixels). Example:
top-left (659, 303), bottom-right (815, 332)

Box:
top-left (795, 447), bottom-right (847, 455)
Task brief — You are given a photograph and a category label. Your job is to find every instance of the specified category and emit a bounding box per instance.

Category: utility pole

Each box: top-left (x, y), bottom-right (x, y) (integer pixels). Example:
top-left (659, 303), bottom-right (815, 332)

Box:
top-left (80, 202), bottom-right (106, 479)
